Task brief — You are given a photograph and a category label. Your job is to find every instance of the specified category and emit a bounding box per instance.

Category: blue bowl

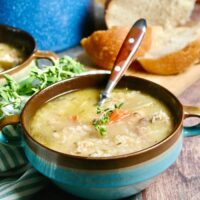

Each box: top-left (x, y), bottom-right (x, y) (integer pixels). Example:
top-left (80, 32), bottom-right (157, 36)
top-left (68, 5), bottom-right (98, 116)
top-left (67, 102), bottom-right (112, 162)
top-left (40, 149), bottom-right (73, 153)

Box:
top-left (0, 73), bottom-right (199, 199)
top-left (0, 0), bottom-right (94, 52)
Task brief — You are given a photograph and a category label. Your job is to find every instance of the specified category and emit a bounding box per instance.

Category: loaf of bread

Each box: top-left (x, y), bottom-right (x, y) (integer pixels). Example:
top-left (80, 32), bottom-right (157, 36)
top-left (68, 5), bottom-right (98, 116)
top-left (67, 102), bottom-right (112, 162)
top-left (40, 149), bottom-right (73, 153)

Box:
top-left (81, 26), bottom-right (152, 69)
top-left (138, 24), bottom-right (200, 75)
top-left (95, 0), bottom-right (106, 5)
top-left (105, 0), bottom-right (196, 28)
top-left (81, 23), bottom-right (200, 74)
top-left (81, 1), bottom-right (200, 75)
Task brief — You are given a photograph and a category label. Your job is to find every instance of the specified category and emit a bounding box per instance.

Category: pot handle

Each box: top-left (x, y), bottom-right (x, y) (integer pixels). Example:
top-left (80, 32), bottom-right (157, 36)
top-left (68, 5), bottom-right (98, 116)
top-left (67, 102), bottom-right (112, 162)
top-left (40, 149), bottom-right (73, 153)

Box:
top-left (0, 50), bottom-right (58, 146)
top-left (183, 105), bottom-right (200, 137)
top-left (21, 50), bottom-right (59, 67)
top-left (0, 115), bottom-right (22, 146)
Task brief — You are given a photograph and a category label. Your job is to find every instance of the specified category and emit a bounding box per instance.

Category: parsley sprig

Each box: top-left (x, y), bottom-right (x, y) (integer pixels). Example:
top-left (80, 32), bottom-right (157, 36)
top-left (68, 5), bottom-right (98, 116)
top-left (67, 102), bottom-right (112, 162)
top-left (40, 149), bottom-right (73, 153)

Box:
top-left (0, 56), bottom-right (85, 117)
top-left (17, 56), bottom-right (85, 95)
top-left (93, 103), bottom-right (123, 136)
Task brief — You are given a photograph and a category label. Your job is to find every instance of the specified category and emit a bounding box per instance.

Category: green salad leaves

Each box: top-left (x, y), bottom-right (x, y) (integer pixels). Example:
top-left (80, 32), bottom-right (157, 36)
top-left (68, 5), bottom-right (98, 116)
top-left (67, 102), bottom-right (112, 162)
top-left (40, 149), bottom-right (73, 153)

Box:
top-left (0, 56), bottom-right (85, 118)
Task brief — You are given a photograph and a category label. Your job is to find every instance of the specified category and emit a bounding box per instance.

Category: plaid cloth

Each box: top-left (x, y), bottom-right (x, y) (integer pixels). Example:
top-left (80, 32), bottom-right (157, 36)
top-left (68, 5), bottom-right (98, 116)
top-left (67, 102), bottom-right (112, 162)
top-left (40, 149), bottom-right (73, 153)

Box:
top-left (0, 125), bottom-right (47, 200)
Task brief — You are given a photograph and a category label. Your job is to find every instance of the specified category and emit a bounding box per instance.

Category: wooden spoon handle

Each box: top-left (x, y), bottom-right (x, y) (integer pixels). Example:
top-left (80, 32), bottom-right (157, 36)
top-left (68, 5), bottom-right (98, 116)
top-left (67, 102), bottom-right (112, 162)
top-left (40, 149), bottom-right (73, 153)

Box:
top-left (98, 19), bottom-right (147, 106)
top-left (109, 19), bottom-right (146, 81)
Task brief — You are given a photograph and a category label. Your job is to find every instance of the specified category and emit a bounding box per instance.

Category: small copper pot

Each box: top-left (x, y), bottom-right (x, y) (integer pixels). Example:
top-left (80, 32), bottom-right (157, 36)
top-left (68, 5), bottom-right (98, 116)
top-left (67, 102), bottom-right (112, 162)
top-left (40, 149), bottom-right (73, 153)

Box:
top-left (0, 25), bottom-right (58, 84)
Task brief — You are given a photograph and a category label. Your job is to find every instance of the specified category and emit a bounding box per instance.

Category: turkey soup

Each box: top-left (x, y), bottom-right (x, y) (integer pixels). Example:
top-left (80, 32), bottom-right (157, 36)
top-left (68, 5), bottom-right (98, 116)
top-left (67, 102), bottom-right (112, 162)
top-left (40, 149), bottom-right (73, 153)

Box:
top-left (0, 43), bottom-right (25, 71)
top-left (30, 88), bottom-right (174, 157)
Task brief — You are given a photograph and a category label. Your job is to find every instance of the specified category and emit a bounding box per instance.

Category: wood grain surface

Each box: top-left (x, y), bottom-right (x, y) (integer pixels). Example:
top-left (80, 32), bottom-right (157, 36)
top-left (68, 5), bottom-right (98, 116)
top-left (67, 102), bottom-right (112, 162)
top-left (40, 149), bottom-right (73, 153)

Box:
top-left (127, 63), bottom-right (200, 96)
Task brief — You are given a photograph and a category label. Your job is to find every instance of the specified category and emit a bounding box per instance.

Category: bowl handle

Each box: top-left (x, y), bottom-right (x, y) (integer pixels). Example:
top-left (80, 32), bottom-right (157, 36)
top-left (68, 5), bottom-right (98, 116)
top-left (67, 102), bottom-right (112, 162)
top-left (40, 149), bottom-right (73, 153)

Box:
top-left (183, 105), bottom-right (200, 137)
top-left (0, 115), bottom-right (22, 146)
top-left (21, 50), bottom-right (59, 67)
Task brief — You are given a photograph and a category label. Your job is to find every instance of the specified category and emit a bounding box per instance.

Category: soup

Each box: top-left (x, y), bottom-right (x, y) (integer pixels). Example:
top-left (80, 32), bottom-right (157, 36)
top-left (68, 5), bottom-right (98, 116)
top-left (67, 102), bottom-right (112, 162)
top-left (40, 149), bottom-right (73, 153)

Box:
top-left (30, 88), bottom-right (174, 157)
top-left (0, 43), bottom-right (24, 71)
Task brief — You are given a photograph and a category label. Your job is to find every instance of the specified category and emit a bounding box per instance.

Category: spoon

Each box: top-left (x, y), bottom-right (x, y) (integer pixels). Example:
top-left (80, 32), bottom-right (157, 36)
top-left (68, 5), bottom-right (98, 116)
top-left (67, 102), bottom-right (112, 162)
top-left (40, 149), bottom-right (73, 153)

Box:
top-left (98, 18), bottom-right (147, 106)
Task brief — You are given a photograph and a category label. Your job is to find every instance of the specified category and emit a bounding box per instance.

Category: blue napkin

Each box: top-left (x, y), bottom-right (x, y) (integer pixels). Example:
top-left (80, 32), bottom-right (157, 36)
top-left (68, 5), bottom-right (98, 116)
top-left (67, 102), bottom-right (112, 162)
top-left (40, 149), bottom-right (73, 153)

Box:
top-left (0, 125), bottom-right (47, 199)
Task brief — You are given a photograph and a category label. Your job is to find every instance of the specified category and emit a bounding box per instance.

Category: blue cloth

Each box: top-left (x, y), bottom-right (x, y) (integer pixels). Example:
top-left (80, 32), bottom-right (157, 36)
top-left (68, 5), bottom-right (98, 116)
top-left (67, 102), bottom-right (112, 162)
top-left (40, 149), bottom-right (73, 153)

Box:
top-left (0, 125), bottom-right (47, 199)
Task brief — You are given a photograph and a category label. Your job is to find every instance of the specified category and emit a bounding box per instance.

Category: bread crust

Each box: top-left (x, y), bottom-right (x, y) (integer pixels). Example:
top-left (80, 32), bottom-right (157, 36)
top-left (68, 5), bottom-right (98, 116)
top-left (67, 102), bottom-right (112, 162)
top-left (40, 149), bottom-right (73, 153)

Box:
top-left (81, 27), bottom-right (152, 69)
top-left (138, 38), bottom-right (200, 75)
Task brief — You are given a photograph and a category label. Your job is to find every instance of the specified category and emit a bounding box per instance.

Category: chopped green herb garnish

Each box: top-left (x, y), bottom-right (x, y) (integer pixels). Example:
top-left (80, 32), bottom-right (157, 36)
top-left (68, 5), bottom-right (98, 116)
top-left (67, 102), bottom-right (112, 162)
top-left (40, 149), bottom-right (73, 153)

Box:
top-left (114, 102), bottom-right (123, 109)
top-left (17, 56), bottom-right (85, 95)
top-left (93, 103), bottom-right (124, 136)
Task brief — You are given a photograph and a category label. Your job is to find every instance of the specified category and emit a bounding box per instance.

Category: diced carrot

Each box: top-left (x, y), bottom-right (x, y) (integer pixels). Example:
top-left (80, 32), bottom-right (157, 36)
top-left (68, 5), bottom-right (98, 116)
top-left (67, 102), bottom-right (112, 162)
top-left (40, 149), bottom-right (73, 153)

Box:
top-left (109, 109), bottom-right (130, 123)
top-left (69, 115), bottom-right (79, 122)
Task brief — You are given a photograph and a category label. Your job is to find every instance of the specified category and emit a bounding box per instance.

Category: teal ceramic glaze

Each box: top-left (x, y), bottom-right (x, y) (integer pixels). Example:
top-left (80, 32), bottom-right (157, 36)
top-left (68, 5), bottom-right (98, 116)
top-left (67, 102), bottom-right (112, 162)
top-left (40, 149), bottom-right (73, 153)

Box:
top-left (183, 126), bottom-right (200, 137)
top-left (23, 135), bottom-right (183, 199)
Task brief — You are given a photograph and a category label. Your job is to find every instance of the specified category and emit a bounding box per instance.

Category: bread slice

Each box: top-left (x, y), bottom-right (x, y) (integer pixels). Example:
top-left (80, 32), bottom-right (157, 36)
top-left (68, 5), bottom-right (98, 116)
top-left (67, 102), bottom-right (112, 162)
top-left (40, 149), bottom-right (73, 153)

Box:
top-left (81, 26), bottom-right (152, 69)
top-left (105, 0), bottom-right (196, 28)
top-left (95, 0), bottom-right (106, 5)
top-left (138, 23), bottom-right (200, 75)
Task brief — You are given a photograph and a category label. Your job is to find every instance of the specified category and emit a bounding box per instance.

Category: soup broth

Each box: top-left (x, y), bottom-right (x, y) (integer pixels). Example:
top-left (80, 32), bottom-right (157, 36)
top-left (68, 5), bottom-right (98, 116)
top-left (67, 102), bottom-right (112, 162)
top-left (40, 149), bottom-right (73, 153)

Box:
top-left (0, 43), bottom-right (24, 71)
top-left (30, 88), bottom-right (174, 157)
